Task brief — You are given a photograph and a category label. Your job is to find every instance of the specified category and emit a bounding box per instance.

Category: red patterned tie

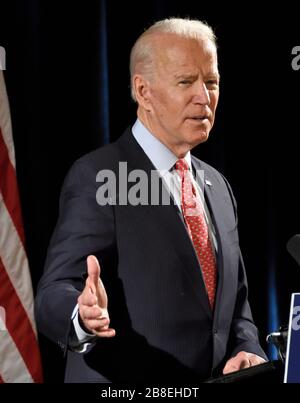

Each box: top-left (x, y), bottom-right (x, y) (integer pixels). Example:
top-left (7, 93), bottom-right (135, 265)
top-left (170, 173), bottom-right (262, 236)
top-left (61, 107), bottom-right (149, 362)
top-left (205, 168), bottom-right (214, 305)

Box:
top-left (175, 159), bottom-right (217, 308)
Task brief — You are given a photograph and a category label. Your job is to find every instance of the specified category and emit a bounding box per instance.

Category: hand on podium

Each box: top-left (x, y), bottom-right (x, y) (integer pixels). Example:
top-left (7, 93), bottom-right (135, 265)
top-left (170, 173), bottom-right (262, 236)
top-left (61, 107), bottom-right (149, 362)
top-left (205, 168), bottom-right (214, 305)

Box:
top-left (223, 351), bottom-right (266, 374)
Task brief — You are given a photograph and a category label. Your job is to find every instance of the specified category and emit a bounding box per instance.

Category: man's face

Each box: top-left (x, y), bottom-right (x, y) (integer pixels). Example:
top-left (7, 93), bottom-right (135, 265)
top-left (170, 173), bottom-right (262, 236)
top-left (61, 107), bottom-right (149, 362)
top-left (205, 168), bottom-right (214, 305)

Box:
top-left (144, 34), bottom-right (219, 156)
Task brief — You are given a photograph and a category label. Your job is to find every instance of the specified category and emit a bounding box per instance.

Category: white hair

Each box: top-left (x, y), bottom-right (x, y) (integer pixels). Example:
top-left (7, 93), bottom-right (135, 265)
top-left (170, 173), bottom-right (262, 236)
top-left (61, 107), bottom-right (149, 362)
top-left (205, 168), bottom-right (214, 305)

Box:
top-left (130, 18), bottom-right (217, 101)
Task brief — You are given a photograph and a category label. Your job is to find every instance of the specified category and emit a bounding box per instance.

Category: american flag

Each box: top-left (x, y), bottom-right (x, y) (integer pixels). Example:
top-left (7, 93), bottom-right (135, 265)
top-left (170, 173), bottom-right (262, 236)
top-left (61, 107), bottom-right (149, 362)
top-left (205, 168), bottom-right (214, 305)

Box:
top-left (0, 70), bottom-right (43, 382)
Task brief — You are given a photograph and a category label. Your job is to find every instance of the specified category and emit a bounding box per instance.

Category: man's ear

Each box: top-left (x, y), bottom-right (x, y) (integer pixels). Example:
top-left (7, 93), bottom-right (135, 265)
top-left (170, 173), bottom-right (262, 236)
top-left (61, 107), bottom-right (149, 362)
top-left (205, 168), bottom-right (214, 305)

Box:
top-left (132, 74), bottom-right (152, 111)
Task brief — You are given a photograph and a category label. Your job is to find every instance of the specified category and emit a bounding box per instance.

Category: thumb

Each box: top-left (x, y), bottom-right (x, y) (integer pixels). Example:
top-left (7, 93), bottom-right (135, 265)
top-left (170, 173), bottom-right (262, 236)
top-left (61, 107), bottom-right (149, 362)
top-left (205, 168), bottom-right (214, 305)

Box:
top-left (86, 255), bottom-right (108, 309)
top-left (87, 255), bottom-right (101, 293)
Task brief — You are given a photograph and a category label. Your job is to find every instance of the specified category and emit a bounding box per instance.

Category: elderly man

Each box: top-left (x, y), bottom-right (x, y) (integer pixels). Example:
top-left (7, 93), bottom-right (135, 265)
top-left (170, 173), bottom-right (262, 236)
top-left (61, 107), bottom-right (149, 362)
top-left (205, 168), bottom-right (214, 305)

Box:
top-left (35, 18), bottom-right (267, 383)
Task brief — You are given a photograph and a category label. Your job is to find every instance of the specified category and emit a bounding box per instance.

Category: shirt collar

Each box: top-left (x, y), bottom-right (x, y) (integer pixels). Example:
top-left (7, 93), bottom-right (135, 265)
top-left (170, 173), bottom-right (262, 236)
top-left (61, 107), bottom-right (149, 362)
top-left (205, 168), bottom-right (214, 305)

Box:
top-left (132, 119), bottom-right (192, 176)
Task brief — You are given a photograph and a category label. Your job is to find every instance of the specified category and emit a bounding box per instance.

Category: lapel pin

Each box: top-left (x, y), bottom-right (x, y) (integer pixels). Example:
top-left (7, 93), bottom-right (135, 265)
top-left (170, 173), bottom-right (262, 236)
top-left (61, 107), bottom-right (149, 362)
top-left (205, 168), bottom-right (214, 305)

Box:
top-left (205, 180), bottom-right (212, 187)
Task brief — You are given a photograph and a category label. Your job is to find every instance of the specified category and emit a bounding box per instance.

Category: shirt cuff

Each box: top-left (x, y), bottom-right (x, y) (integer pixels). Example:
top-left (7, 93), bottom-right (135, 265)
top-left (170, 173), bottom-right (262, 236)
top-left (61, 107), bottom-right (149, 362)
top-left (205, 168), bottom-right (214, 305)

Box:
top-left (70, 304), bottom-right (96, 352)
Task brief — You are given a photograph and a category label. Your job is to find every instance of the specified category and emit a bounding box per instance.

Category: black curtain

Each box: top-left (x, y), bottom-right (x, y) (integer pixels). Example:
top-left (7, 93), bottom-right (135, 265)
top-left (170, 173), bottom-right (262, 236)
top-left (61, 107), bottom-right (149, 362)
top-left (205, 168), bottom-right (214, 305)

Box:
top-left (1, 0), bottom-right (300, 382)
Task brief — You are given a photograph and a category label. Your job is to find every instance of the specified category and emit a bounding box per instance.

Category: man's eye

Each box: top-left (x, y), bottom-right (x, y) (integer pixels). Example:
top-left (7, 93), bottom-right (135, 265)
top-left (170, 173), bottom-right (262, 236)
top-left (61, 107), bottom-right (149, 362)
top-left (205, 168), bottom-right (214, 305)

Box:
top-left (206, 80), bottom-right (219, 89)
top-left (179, 80), bottom-right (191, 85)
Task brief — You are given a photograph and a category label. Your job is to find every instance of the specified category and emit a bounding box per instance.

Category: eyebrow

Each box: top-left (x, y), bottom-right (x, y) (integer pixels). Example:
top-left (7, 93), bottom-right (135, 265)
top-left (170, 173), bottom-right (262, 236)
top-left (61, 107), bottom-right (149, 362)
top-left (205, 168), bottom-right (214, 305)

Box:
top-left (207, 73), bottom-right (221, 81)
top-left (174, 73), bottom-right (197, 80)
top-left (174, 72), bottom-right (220, 81)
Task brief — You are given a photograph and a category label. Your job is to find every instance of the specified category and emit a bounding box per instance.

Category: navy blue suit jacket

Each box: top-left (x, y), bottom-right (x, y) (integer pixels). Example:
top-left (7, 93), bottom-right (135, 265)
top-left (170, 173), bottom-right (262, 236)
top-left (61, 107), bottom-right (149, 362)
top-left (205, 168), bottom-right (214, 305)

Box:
top-left (35, 127), bottom-right (267, 382)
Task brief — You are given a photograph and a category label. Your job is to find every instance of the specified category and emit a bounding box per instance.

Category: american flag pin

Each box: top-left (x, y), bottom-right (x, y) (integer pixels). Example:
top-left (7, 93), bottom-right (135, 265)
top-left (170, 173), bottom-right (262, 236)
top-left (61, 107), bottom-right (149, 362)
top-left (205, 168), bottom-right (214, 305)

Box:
top-left (205, 180), bottom-right (212, 186)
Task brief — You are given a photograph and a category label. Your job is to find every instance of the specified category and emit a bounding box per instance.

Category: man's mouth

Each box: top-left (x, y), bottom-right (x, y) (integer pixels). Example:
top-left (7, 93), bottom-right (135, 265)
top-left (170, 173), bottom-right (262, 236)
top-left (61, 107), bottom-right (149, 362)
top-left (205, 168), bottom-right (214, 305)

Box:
top-left (189, 116), bottom-right (209, 121)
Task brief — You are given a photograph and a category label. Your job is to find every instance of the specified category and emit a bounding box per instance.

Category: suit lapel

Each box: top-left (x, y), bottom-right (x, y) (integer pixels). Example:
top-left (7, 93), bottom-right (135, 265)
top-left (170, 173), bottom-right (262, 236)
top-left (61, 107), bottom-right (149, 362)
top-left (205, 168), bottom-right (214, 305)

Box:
top-left (192, 157), bottom-right (236, 318)
top-left (117, 130), bottom-right (213, 319)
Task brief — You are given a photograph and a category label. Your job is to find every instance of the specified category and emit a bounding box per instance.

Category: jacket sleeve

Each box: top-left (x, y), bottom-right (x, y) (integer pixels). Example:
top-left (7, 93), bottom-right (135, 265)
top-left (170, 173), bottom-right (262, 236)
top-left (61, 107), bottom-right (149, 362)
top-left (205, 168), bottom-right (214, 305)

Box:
top-left (35, 159), bottom-right (115, 354)
top-left (229, 251), bottom-right (268, 360)
top-left (221, 174), bottom-right (268, 361)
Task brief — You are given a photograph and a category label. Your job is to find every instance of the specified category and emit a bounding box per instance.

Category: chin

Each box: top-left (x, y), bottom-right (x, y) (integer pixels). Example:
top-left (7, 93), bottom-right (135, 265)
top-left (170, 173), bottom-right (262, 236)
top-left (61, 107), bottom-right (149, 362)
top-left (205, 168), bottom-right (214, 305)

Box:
top-left (191, 131), bottom-right (210, 146)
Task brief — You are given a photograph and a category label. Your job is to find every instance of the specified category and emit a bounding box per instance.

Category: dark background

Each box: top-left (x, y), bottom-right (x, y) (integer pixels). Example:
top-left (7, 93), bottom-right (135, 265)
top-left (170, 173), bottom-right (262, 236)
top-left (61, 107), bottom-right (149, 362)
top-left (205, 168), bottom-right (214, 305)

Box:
top-left (1, 0), bottom-right (300, 382)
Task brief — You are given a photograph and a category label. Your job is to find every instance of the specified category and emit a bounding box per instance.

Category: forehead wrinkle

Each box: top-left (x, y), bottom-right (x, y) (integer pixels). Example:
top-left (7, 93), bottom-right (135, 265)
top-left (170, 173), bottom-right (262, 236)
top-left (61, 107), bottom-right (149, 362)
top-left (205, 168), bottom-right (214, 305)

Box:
top-left (148, 34), bottom-right (219, 81)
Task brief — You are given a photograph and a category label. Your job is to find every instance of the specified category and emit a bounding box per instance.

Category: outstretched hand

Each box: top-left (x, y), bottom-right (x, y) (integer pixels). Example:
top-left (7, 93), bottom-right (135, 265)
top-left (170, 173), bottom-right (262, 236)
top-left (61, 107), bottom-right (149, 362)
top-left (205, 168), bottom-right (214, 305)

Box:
top-left (78, 255), bottom-right (116, 338)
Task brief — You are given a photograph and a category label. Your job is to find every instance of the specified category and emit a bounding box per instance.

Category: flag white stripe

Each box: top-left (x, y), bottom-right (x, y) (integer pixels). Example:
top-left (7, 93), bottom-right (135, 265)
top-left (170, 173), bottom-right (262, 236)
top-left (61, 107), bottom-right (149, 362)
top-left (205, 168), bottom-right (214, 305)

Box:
top-left (0, 193), bottom-right (36, 334)
top-left (0, 71), bottom-right (15, 168)
top-left (0, 327), bottom-right (34, 383)
top-left (0, 68), bottom-right (42, 383)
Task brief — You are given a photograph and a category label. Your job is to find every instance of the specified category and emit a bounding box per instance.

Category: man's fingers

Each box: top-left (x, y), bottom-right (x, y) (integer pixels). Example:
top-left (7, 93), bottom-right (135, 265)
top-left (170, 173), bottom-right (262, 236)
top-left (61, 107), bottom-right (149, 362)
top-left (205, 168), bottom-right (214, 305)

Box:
top-left (92, 328), bottom-right (116, 338)
top-left (80, 305), bottom-right (105, 320)
top-left (97, 277), bottom-right (108, 308)
top-left (223, 354), bottom-right (248, 374)
top-left (249, 356), bottom-right (266, 366)
top-left (83, 316), bottom-right (116, 337)
top-left (223, 352), bottom-right (266, 374)
top-left (87, 255), bottom-right (101, 293)
top-left (239, 359), bottom-right (251, 370)
top-left (83, 317), bottom-right (110, 330)
top-left (223, 362), bottom-right (240, 374)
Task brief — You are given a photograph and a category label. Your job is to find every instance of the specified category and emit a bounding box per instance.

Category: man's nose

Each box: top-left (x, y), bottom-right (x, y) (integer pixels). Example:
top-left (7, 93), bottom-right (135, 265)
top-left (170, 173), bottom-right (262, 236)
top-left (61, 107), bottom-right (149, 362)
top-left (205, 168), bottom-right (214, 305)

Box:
top-left (193, 81), bottom-right (210, 105)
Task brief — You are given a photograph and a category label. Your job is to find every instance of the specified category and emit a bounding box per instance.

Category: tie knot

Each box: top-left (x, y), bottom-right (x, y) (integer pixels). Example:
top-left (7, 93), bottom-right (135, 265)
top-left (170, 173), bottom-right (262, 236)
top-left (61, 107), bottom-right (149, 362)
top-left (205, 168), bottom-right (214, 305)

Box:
top-left (175, 159), bottom-right (189, 178)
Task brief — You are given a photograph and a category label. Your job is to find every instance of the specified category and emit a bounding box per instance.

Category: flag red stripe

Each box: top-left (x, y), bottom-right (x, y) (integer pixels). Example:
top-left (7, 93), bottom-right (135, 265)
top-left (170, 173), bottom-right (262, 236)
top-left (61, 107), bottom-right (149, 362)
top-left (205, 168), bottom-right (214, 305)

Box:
top-left (0, 375), bottom-right (4, 383)
top-left (0, 257), bottom-right (43, 383)
top-left (0, 128), bottom-right (25, 246)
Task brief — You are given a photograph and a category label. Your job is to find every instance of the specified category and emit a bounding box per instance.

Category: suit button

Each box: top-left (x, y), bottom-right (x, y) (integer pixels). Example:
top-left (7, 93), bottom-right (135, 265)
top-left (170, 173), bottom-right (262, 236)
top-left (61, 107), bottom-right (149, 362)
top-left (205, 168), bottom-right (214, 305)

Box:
top-left (213, 328), bottom-right (218, 335)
